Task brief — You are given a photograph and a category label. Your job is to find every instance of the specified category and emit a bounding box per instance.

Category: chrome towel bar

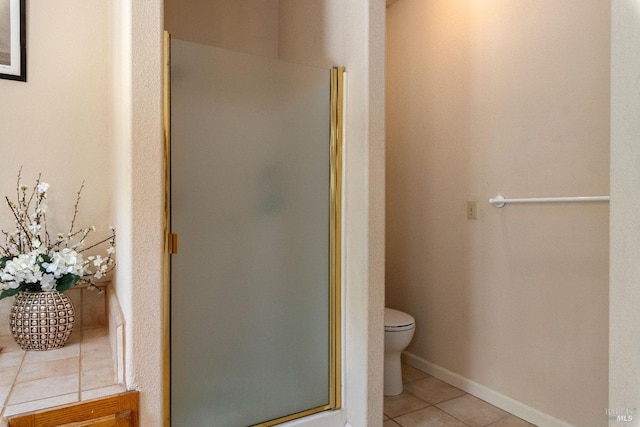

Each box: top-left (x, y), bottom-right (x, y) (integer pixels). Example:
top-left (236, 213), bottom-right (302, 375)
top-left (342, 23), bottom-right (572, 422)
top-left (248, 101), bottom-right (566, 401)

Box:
top-left (489, 194), bottom-right (610, 208)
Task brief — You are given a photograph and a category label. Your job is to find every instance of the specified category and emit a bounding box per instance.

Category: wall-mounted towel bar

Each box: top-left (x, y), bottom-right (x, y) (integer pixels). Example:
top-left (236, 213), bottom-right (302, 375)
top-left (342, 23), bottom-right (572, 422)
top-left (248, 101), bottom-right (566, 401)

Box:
top-left (489, 194), bottom-right (610, 208)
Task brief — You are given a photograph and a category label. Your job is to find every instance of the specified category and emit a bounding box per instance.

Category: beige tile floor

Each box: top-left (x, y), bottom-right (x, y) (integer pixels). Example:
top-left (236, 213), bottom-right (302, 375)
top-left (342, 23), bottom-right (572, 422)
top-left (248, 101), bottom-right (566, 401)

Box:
top-left (0, 325), bottom-right (125, 423)
top-left (1, 332), bottom-right (534, 427)
top-left (384, 364), bottom-right (537, 427)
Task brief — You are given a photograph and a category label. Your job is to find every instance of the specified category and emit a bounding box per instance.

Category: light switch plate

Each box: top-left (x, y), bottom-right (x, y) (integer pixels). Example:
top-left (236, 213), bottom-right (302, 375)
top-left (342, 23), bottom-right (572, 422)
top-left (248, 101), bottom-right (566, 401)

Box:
top-left (467, 201), bottom-right (478, 219)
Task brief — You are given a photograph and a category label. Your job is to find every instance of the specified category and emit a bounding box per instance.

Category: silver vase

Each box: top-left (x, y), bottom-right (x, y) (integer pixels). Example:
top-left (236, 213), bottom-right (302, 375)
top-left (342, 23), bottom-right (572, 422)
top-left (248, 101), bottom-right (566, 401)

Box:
top-left (9, 291), bottom-right (76, 351)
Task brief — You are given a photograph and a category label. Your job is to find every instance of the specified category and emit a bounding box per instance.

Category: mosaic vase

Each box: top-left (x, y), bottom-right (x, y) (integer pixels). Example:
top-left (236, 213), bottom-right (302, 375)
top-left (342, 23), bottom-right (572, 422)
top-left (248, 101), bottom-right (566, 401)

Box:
top-left (9, 291), bottom-right (76, 351)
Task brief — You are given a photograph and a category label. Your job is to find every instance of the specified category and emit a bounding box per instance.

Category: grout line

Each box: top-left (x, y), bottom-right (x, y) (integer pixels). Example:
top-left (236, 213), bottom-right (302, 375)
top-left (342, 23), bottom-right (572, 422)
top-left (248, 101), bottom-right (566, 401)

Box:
top-left (385, 387), bottom-right (433, 421)
top-left (388, 366), bottom-right (523, 427)
top-left (387, 404), bottom-right (432, 421)
top-left (388, 393), bottom-right (475, 427)
top-left (432, 393), bottom-right (466, 406)
top-left (432, 406), bottom-right (474, 427)
top-left (434, 395), bottom-right (516, 427)
top-left (1, 348), bottom-right (27, 418)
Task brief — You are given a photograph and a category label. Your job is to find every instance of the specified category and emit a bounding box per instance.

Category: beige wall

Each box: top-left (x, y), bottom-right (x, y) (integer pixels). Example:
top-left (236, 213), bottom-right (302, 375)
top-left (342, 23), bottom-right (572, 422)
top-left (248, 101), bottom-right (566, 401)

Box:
top-left (386, 1), bottom-right (609, 426)
top-left (610, 1), bottom-right (640, 425)
top-left (164, 0), bottom-right (279, 58)
top-left (0, 0), bottom-right (112, 242)
top-left (277, 1), bottom-right (328, 66)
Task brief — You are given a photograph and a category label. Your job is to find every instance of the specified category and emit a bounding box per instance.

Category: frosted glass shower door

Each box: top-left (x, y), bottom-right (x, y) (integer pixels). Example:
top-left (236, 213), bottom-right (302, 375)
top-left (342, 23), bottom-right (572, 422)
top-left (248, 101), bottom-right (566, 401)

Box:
top-left (169, 39), bottom-right (334, 426)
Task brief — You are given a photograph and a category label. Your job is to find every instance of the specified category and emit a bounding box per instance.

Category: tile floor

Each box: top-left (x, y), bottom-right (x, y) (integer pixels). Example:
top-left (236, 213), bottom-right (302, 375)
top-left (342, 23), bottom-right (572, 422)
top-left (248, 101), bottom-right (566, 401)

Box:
top-left (1, 332), bottom-right (535, 427)
top-left (0, 325), bottom-right (125, 424)
top-left (384, 364), bottom-right (536, 427)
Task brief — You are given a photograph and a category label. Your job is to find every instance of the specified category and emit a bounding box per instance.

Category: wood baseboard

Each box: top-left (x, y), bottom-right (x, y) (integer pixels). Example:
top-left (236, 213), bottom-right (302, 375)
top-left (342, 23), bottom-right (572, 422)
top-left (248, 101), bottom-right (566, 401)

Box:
top-left (7, 391), bottom-right (138, 427)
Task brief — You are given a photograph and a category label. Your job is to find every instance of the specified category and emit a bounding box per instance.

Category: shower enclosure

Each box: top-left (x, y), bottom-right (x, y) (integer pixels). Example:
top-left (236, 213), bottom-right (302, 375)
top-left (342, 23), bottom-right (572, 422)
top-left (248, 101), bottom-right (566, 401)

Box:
top-left (166, 35), bottom-right (343, 426)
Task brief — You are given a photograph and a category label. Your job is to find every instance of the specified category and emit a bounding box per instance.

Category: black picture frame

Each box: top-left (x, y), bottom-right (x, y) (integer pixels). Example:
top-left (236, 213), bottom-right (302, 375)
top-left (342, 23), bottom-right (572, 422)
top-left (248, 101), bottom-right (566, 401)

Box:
top-left (0, 0), bottom-right (26, 82)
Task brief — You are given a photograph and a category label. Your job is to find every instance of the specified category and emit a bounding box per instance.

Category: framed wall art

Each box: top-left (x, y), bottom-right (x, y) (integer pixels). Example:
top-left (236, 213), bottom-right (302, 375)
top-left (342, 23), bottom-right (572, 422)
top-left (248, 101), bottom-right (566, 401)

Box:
top-left (0, 0), bottom-right (25, 81)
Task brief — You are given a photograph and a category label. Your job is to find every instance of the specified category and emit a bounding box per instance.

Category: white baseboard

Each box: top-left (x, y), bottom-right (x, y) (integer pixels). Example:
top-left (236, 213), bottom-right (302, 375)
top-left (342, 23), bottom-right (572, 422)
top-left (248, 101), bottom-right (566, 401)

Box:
top-left (402, 351), bottom-right (574, 427)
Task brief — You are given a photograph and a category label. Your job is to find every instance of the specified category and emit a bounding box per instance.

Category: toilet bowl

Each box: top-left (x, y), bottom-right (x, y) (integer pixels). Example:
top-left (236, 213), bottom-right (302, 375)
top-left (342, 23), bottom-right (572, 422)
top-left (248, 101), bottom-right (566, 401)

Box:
top-left (384, 308), bottom-right (416, 396)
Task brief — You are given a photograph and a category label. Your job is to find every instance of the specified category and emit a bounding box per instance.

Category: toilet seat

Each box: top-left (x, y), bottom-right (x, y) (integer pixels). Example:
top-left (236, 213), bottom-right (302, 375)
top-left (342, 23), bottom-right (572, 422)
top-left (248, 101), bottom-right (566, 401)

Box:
top-left (384, 308), bottom-right (415, 332)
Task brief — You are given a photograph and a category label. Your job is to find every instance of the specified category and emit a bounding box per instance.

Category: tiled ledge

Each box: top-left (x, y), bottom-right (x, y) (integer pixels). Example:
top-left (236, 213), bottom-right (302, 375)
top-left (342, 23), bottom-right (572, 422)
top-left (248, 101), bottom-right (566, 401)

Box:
top-left (0, 325), bottom-right (125, 425)
top-left (0, 284), bottom-right (110, 337)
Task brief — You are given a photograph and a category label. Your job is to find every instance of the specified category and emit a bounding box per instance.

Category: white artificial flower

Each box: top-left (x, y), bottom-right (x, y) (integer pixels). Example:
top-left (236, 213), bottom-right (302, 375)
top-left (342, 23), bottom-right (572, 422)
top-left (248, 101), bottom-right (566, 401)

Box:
top-left (40, 274), bottom-right (56, 291)
top-left (1, 252), bottom-right (40, 286)
top-left (92, 255), bottom-right (103, 267)
top-left (7, 244), bottom-right (20, 256)
top-left (32, 269), bottom-right (43, 283)
top-left (0, 175), bottom-right (116, 298)
top-left (37, 182), bottom-right (49, 194)
top-left (41, 248), bottom-right (84, 279)
top-left (42, 257), bottom-right (59, 274)
top-left (0, 280), bottom-right (18, 290)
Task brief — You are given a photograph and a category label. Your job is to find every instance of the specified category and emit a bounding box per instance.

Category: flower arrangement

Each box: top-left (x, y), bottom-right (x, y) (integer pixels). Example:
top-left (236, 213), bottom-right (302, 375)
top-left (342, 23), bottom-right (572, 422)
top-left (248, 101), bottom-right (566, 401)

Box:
top-left (0, 170), bottom-right (115, 300)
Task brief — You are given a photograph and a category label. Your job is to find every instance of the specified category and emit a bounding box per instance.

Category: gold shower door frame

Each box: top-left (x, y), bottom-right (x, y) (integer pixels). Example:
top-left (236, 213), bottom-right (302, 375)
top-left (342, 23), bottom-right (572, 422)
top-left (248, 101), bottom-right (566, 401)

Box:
top-left (162, 32), bottom-right (344, 426)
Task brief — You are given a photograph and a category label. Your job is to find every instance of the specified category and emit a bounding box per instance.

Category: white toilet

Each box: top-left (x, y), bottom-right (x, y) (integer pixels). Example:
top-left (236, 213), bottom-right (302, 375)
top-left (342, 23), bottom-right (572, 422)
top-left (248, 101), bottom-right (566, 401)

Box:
top-left (384, 307), bottom-right (416, 396)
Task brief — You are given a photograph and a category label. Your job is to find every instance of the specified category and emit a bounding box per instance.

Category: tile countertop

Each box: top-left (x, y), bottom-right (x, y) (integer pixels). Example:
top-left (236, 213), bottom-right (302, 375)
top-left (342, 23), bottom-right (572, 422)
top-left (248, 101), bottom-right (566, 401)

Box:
top-left (0, 326), bottom-right (125, 425)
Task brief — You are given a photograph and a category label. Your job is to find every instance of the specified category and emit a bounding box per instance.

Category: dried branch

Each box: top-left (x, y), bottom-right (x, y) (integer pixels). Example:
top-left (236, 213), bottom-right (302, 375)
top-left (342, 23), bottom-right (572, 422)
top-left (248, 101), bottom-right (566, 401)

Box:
top-left (68, 180), bottom-right (85, 234)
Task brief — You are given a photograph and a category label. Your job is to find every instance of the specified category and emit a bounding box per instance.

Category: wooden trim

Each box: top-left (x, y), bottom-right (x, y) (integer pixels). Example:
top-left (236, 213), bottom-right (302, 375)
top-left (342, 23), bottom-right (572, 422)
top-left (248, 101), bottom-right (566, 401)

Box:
top-left (7, 391), bottom-right (139, 427)
top-left (55, 410), bottom-right (132, 427)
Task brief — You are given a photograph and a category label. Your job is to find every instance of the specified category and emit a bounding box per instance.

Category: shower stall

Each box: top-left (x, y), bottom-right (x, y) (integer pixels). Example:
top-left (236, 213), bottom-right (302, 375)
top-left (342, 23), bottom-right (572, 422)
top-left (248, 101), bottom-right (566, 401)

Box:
top-left (166, 35), bottom-right (343, 426)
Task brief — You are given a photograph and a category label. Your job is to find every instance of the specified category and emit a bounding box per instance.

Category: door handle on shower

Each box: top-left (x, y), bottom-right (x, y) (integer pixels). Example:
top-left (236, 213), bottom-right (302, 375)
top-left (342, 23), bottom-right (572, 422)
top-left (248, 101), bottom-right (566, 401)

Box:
top-left (168, 233), bottom-right (178, 254)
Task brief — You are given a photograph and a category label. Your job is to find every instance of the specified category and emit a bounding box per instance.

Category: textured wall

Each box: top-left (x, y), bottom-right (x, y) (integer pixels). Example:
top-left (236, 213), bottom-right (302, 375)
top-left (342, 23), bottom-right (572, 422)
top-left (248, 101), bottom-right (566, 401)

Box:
top-left (127, 0), bottom-right (165, 424)
top-left (386, 1), bottom-right (609, 426)
top-left (110, 0), bottom-right (165, 425)
top-left (610, 1), bottom-right (640, 425)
